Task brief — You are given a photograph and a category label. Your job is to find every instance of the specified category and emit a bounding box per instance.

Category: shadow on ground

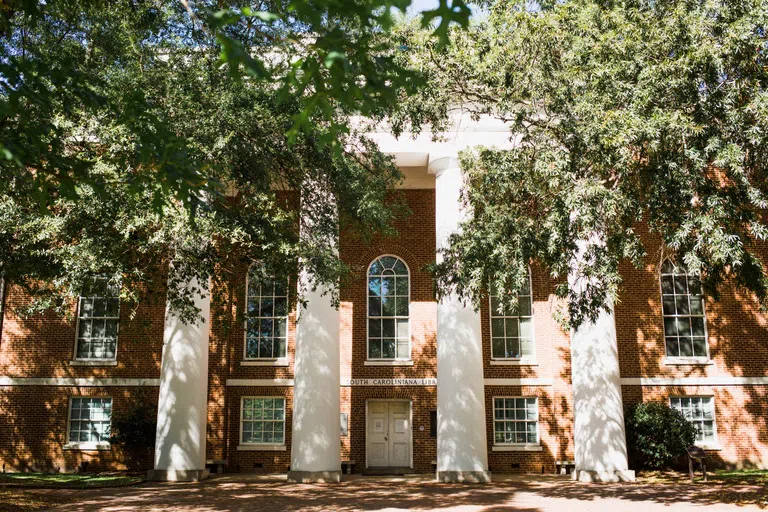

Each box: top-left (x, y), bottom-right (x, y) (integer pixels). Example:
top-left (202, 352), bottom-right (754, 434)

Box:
top-left (24, 474), bottom-right (768, 511)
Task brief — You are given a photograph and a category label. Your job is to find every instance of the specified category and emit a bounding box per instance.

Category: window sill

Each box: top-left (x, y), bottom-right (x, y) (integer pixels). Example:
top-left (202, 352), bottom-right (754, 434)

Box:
top-left (490, 360), bottom-right (538, 366)
top-left (70, 360), bottom-right (118, 367)
top-left (696, 444), bottom-right (722, 451)
top-left (241, 359), bottom-right (289, 367)
top-left (237, 444), bottom-right (286, 452)
top-left (64, 442), bottom-right (111, 451)
top-left (364, 360), bottom-right (414, 366)
top-left (663, 357), bottom-right (714, 366)
top-left (492, 444), bottom-right (543, 452)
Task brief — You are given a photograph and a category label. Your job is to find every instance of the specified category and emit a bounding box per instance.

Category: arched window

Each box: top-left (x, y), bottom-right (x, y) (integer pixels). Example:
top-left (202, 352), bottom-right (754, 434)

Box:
top-left (660, 260), bottom-right (708, 358)
top-left (489, 272), bottom-right (534, 360)
top-left (367, 256), bottom-right (410, 360)
top-left (245, 266), bottom-right (289, 360)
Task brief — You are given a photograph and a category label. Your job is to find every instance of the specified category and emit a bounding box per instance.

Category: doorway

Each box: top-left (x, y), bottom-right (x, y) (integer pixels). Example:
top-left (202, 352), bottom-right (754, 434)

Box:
top-left (366, 400), bottom-right (412, 468)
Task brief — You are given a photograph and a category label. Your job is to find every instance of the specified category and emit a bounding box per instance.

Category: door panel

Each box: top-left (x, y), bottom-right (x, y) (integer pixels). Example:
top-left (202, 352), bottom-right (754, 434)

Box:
top-left (367, 402), bottom-right (389, 467)
top-left (388, 402), bottom-right (410, 467)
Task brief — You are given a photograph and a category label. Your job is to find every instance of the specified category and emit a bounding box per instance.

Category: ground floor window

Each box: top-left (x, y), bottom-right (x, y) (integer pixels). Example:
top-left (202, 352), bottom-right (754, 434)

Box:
top-left (493, 397), bottom-right (538, 445)
top-left (670, 396), bottom-right (717, 445)
top-left (241, 397), bottom-right (286, 445)
top-left (68, 397), bottom-right (112, 446)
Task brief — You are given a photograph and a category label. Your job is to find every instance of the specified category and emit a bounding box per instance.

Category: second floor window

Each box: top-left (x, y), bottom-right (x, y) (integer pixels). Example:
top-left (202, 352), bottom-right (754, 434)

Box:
top-left (368, 255), bottom-right (410, 360)
top-left (490, 273), bottom-right (534, 359)
top-left (660, 260), bottom-right (708, 358)
top-left (246, 267), bottom-right (288, 359)
top-left (75, 276), bottom-right (120, 361)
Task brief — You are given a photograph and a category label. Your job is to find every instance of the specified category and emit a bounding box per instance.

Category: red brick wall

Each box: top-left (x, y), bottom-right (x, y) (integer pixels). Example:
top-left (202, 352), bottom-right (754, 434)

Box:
top-left (0, 386), bottom-right (158, 472)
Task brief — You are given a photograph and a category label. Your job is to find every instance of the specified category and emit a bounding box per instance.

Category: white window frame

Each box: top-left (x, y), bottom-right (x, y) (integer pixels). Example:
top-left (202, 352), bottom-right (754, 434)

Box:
top-left (491, 396), bottom-right (541, 451)
top-left (659, 260), bottom-right (710, 364)
top-left (238, 396), bottom-right (287, 450)
top-left (64, 396), bottom-right (112, 451)
top-left (72, 276), bottom-right (120, 364)
top-left (669, 396), bottom-right (720, 449)
top-left (243, 266), bottom-right (289, 364)
top-left (489, 270), bottom-right (536, 364)
top-left (366, 255), bottom-right (411, 363)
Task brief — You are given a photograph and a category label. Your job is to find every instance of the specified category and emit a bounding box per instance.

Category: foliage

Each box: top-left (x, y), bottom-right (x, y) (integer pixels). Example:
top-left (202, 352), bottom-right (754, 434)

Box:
top-left (1, 1), bottom-right (454, 319)
top-left (393, 0), bottom-right (768, 327)
top-left (624, 402), bottom-right (697, 469)
top-left (0, 0), bottom-right (470, 209)
top-left (109, 391), bottom-right (157, 454)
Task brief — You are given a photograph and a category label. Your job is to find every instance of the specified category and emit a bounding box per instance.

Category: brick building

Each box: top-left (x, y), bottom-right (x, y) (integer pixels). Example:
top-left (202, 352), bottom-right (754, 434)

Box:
top-left (0, 117), bottom-right (766, 482)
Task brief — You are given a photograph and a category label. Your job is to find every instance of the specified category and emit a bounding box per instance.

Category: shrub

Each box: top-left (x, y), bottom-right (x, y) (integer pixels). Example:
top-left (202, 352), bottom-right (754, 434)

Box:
top-left (624, 401), bottom-right (697, 469)
top-left (109, 390), bottom-right (157, 462)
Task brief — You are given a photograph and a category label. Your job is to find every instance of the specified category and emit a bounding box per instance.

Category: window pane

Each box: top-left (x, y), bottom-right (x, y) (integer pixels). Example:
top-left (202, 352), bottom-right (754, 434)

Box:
top-left (382, 339), bottom-right (396, 359)
top-left (369, 341), bottom-right (382, 359)
top-left (395, 298), bottom-right (409, 316)
top-left (396, 340), bottom-right (409, 359)
top-left (395, 277), bottom-right (409, 295)
top-left (368, 297), bottom-right (381, 316)
top-left (492, 338), bottom-right (505, 359)
top-left (369, 319), bottom-right (381, 337)
top-left (381, 297), bottom-right (395, 316)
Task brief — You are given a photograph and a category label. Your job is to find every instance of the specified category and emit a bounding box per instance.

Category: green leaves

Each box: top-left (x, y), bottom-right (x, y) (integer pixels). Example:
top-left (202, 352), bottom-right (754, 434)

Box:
top-left (399, 0), bottom-right (768, 325)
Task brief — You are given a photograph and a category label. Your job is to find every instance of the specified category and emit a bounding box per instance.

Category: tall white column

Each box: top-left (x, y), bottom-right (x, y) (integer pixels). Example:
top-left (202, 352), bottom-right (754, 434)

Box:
top-left (430, 156), bottom-right (491, 483)
top-left (287, 194), bottom-right (341, 483)
top-left (149, 278), bottom-right (210, 482)
top-left (569, 238), bottom-right (635, 482)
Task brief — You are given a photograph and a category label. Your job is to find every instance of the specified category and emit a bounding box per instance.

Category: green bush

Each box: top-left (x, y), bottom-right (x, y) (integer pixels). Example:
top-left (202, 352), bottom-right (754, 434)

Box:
top-left (624, 401), bottom-right (697, 469)
top-left (109, 390), bottom-right (157, 458)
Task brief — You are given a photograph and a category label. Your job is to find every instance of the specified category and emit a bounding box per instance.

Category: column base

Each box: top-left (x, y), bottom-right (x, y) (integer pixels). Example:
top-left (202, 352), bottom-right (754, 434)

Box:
top-left (436, 470), bottom-right (492, 483)
top-left (572, 469), bottom-right (636, 482)
top-left (287, 470), bottom-right (342, 483)
top-left (146, 469), bottom-right (210, 482)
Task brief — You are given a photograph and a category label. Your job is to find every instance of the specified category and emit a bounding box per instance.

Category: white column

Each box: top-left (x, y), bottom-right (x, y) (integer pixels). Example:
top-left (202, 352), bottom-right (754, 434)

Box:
top-left (287, 196), bottom-right (341, 483)
top-left (430, 156), bottom-right (491, 483)
top-left (149, 278), bottom-right (210, 482)
top-left (569, 238), bottom-right (635, 482)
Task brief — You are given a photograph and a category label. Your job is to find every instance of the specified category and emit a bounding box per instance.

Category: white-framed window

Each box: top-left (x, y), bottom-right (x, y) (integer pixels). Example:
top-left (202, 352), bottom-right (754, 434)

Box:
top-left (490, 273), bottom-right (534, 359)
top-left (245, 267), bottom-right (289, 360)
top-left (670, 396), bottom-right (718, 446)
top-left (660, 260), bottom-right (708, 358)
top-left (75, 276), bottom-right (120, 361)
top-left (240, 397), bottom-right (286, 445)
top-left (67, 397), bottom-right (112, 448)
top-left (493, 397), bottom-right (539, 445)
top-left (367, 255), bottom-right (410, 360)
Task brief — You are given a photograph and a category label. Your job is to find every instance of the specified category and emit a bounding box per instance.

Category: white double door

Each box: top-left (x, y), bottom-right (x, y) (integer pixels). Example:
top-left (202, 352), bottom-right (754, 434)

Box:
top-left (367, 401), bottom-right (411, 468)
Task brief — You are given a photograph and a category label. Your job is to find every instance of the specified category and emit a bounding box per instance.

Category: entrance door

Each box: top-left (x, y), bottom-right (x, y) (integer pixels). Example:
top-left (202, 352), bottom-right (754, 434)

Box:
top-left (367, 401), bottom-right (411, 468)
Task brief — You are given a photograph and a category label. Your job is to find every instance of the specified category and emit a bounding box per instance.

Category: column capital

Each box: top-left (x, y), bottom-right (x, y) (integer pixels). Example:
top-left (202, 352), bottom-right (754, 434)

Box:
top-left (427, 154), bottom-right (460, 177)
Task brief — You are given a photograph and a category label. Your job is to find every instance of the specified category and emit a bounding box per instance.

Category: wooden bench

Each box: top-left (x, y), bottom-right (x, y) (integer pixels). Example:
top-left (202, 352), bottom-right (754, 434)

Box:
top-left (341, 460), bottom-right (356, 475)
top-left (556, 460), bottom-right (575, 475)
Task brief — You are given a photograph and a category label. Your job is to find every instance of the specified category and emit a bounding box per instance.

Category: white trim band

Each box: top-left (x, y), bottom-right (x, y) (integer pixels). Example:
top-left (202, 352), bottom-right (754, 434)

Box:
top-left (0, 377), bottom-right (159, 387)
top-left (227, 379), bottom-right (295, 387)
top-left (621, 377), bottom-right (768, 386)
top-left (484, 378), bottom-right (553, 387)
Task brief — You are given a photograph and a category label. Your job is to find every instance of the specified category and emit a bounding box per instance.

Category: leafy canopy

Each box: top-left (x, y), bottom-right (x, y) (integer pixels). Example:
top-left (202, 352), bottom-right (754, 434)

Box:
top-left (394, 0), bottom-right (768, 326)
top-left (1, 0), bottom-right (470, 210)
top-left (3, 0), bottom-right (473, 320)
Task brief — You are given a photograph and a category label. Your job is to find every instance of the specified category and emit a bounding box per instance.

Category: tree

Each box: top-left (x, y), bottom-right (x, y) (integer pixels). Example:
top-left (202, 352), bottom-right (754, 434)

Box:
top-left (0, 1), bottom-right (471, 318)
top-left (393, 0), bottom-right (768, 325)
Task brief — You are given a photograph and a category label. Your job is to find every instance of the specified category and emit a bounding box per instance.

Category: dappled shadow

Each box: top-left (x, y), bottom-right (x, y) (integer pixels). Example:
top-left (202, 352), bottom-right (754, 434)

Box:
top-left (29, 474), bottom-right (768, 511)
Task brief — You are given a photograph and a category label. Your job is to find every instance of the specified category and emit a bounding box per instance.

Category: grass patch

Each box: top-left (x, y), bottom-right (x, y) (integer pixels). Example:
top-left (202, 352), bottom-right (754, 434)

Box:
top-left (0, 472), bottom-right (144, 489)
